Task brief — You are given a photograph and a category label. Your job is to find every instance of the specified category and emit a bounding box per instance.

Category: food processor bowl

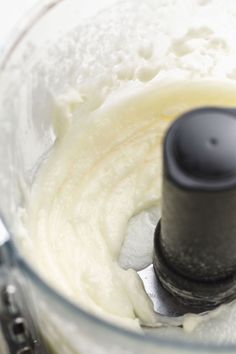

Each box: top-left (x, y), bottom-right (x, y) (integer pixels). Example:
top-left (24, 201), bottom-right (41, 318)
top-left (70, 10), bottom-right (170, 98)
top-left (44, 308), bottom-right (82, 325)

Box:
top-left (0, 1), bottom-right (236, 353)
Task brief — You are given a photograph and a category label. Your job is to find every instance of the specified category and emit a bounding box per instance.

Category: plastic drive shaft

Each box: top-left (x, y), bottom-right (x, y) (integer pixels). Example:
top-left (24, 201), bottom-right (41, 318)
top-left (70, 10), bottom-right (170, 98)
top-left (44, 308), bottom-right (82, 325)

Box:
top-left (154, 107), bottom-right (236, 308)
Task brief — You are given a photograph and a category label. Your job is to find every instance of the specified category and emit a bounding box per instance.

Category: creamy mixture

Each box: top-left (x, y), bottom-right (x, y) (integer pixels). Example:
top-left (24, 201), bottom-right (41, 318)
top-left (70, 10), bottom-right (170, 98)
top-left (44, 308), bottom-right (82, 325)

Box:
top-left (17, 0), bottom-right (236, 344)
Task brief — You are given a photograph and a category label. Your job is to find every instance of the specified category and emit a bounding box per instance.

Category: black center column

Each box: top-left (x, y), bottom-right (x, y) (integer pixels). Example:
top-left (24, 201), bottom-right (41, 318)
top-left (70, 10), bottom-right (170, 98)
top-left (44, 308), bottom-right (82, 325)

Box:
top-left (154, 107), bottom-right (236, 308)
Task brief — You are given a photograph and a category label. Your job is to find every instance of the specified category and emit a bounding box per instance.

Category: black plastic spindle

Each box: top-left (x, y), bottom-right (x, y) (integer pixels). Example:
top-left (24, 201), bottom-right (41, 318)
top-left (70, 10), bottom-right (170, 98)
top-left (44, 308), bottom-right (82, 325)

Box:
top-left (154, 107), bottom-right (236, 308)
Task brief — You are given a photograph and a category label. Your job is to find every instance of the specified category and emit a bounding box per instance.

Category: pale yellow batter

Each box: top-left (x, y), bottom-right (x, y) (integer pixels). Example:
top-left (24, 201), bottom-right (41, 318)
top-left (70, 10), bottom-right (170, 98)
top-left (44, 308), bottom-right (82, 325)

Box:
top-left (18, 80), bottom-right (236, 329)
top-left (13, 0), bottom-right (236, 347)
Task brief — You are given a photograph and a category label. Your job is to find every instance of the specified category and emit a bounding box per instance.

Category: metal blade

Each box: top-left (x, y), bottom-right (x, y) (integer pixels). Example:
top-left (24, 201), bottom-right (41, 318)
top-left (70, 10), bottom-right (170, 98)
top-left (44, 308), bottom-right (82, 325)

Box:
top-left (138, 264), bottom-right (204, 318)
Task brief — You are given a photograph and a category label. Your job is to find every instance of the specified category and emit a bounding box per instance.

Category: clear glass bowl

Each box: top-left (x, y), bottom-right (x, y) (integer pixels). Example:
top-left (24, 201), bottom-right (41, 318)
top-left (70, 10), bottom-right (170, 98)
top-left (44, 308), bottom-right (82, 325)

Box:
top-left (0, 1), bottom-right (235, 353)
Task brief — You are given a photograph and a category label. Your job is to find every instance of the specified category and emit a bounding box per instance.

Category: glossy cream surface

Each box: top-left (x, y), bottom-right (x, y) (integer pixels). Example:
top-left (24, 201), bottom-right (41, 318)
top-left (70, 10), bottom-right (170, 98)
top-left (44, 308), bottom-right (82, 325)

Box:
top-left (17, 0), bottom-right (236, 344)
top-left (18, 81), bottom-right (236, 330)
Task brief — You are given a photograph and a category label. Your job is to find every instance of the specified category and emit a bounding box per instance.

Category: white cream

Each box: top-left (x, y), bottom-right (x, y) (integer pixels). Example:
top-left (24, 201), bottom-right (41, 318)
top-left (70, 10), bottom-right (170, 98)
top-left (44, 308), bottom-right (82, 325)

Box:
top-left (17, 0), bottom-right (236, 344)
top-left (19, 81), bottom-right (236, 330)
